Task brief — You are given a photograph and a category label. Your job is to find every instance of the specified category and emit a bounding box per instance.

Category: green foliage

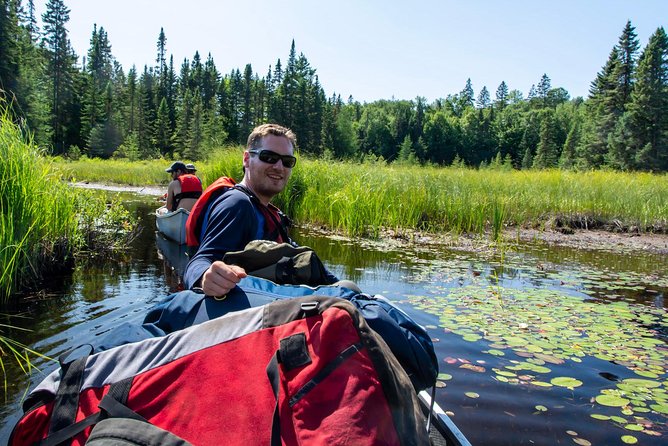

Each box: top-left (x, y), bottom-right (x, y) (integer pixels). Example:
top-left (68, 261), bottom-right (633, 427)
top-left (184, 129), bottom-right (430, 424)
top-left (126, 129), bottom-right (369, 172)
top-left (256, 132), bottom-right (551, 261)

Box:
top-left (1, 10), bottom-right (667, 173)
top-left (286, 159), bottom-right (668, 239)
top-left (0, 103), bottom-right (135, 300)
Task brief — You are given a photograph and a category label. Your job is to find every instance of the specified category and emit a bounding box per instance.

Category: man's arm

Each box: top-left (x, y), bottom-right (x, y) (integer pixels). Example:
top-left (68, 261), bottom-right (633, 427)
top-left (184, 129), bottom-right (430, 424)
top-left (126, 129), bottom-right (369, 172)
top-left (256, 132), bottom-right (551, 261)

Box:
top-left (183, 192), bottom-right (257, 290)
top-left (166, 180), bottom-right (177, 211)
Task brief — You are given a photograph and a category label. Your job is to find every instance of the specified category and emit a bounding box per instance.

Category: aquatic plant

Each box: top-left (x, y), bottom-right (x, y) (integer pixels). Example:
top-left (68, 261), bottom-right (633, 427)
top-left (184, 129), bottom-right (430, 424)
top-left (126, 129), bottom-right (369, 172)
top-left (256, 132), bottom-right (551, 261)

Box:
top-left (0, 106), bottom-right (135, 300)
top-left (404, 257), bottom-right (667, 442)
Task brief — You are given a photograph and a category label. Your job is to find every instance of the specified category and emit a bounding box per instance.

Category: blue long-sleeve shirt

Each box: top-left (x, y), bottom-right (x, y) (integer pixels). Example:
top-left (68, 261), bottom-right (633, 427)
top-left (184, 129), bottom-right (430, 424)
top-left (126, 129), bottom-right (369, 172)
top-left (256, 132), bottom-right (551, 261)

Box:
top-left (183, 188), bottom-right (337, 289)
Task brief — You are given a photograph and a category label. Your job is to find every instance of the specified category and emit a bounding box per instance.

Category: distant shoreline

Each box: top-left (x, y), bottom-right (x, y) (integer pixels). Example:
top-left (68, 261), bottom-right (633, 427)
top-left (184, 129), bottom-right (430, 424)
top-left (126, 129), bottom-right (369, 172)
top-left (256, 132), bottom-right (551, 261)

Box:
top-left (73, 181), bottom-right (668, 256)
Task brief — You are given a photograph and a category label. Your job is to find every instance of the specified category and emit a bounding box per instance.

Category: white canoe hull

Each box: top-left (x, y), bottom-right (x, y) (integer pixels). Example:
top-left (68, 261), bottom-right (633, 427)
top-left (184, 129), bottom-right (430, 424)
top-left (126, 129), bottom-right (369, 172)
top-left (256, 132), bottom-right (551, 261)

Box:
top-left (156, 206), bottom-right (189, 245)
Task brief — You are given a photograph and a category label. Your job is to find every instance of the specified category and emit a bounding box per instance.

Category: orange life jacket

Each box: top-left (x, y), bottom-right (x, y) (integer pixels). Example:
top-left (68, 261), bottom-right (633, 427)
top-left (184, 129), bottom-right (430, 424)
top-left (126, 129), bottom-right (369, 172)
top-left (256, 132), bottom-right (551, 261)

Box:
top-left (185, 177), bottom-right (289, 247)
top-left (172, 174), bottom-right (203, 211)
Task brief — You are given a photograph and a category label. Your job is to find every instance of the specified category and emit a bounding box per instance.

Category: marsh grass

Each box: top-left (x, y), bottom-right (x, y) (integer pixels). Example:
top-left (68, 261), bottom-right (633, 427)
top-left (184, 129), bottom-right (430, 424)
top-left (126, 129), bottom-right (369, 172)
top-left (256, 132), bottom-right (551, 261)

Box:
top-left (0, 108), bottom-right (134, 300)
top-left (53, 150), bottom-right (668, 239)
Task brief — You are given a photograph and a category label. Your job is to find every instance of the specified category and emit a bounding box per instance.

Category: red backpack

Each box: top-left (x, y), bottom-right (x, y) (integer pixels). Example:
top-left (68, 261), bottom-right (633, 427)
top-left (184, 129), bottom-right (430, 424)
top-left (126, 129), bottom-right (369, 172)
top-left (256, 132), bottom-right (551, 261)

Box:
top-left (10, 296), bottom-right (429, 446)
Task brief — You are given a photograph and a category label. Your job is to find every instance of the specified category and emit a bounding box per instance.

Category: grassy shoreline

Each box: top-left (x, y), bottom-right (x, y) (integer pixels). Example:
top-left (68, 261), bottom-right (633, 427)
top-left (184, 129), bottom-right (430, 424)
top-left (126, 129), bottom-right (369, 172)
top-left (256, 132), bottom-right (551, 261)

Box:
top-left (54, 150), bottom-right (668, 239)
top-left (0, 112), bottom-right (135, 302)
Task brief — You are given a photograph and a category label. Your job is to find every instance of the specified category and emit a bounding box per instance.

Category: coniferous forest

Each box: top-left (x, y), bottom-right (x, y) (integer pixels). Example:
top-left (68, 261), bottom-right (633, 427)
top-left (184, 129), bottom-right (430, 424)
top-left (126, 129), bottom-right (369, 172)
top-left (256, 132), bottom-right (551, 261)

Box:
top-left (1, 0), bottom-right (667, 171)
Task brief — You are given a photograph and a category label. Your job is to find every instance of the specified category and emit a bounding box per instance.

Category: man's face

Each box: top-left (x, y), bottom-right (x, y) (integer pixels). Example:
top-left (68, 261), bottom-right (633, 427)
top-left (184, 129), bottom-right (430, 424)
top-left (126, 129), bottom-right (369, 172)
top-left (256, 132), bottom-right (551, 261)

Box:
top-left (243, 134), bottom-right (294, 203)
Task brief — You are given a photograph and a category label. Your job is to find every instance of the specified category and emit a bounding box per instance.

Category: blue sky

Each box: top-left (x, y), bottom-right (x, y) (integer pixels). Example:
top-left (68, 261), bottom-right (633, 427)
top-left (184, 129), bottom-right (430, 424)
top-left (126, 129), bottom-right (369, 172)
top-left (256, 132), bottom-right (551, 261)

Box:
top-left (36, 1), bottom-right (668, 103)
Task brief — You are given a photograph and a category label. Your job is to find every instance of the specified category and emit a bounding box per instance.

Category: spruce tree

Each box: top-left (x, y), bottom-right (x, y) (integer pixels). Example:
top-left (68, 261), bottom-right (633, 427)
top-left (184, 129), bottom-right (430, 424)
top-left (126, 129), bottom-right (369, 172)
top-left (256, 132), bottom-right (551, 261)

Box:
top-left (617, 20), bottom-right (640, 107)
top-left (583, 47), bottom-right (623, 167)
top-left (522, 146), bottom-right (533, 169)
top-left (0, 0), bottom-right (21, 105)
top-left (459, 78), bottom-right (474, 110)
top-left (533, 112), bottom-right (558, 168)
top-left (625, 27), bottom-right (668, 170)
top-left (154, 97), bottom-right (172, 155)
top-left (559, 120), bottom-right (579, 169)
top-left (495, 81), bottom-right (509, 109)
top-left (42, 0), bottom-right (77, 154)
top-left (476, 86), bottom-right (490, 108)
top-left (536, 74), bottom-right (551, 106)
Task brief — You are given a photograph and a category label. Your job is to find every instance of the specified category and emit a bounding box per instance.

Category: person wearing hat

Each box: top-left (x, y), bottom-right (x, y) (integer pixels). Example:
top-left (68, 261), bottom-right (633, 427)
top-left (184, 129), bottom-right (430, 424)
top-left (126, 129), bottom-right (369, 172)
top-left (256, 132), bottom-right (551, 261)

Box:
top-left (165, 161), bottom-right (202, 212)
top-left (185, 163), bottom-right (202, 187)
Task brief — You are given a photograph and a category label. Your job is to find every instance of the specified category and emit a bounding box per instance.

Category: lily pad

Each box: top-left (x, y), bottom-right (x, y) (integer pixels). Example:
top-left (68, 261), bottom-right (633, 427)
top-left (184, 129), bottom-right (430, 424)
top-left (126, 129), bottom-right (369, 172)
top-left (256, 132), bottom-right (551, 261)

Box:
top-left (623, 424), bottom-right (644, 432)
top-left (465, 392), bottom-right (479, 399)
top-left (551, 377), bottom-right (583, 388)
top-left (596, 394), bottom-right (630, 407)
top-left (650, 403), bottom-right (668, 414)
top-left (535, 405), bottom-right (547, 412)
top-left (590, 414), bottom-right (610, 420)
top-left (621, 435), bottom-right (638, 444)
top-left (621, 378), bottom-right (661, 389)
top-left (437, 373), bottom-right (452, 381)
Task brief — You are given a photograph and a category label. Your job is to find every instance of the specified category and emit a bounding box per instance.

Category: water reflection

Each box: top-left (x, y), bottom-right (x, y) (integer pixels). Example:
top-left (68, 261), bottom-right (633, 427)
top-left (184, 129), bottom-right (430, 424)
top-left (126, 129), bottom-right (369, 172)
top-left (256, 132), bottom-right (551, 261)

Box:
top-left (0, 196), bottom-right (666, 445)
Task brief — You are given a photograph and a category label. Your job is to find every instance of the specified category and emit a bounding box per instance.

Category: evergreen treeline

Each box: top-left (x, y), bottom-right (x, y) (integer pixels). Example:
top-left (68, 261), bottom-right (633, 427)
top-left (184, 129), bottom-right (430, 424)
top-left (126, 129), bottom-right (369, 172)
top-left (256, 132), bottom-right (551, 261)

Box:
top-left (1, 1), bottom-right (667, 171)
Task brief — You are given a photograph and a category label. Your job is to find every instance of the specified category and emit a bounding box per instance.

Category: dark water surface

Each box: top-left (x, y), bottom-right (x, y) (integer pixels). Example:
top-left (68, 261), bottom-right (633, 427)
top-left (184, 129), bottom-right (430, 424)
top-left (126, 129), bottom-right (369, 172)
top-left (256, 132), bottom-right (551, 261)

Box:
top-left (0, 194), bottom-right (666, 445)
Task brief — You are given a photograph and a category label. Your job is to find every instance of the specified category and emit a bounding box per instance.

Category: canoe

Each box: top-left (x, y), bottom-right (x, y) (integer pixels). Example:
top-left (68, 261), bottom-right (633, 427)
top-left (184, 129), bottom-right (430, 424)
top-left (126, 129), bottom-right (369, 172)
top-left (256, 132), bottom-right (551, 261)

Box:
top-left (155, 206), bottom-right (189, 245)
top-left (419, 390), bottom-right (472, 446)
top-left (155, 232), bottom-right (193, 281)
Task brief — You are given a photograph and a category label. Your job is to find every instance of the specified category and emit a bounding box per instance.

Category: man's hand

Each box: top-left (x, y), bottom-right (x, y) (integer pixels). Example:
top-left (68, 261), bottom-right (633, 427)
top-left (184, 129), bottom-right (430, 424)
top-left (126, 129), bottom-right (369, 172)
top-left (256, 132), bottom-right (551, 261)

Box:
top-left (201, 262), bottom-right (247, 297)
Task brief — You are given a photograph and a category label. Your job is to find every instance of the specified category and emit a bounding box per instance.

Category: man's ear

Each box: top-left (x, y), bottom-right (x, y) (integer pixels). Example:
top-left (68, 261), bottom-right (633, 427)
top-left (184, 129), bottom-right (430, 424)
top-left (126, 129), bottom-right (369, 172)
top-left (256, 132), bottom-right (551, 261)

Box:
top-left (242, 151), bottom-right (250, 169)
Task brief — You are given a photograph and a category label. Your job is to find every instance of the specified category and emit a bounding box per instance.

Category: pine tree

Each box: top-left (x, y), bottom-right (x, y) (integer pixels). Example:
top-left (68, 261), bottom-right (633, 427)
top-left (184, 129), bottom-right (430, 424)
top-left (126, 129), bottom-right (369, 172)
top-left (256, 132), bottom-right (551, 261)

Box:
top-left (42, 0), bottom-right (77, 154)
top-left (606, 113), bottom-right (634, 170)
top-left (533, 112), bottom-right (558, 168)
top-left (583, 47), bottom-right (623, 167)
top-left (241, 63), bottom-right (253, 138)
top-left (126, 66), bottom-right (138, 133)
top-left (0, 0), bottom-right (21, 105)
top-left (154, 97), bottom-right (172, 155)
top-left (617, 20), bottom-right (640, 106)
top-left (81, 24), bottom-right (113, 145)
top-left (559, 120), bottom-right (579, 169)
top-left (156, 27), bottom-right (167, 77)
top-left (522, 146), bottom-right (533, 169)
top-left (459, 78), bottom-right (474, 110)
top-left (173, 88), bottom-right (192, 152)
top-left (396, 134), bottom-right (417, 164)
top-left (625, 27), bottom-right (668, 170)
top-left (136, 66), bottom-right (157, 158)
top-left (495, 81), bottom-right (508, 109)
top-left (536, 74), bottom-right (551, 106)
top-left (186, 91), bottom-right (203, 160)
top-left (476, 86), bottom-right (490, 108)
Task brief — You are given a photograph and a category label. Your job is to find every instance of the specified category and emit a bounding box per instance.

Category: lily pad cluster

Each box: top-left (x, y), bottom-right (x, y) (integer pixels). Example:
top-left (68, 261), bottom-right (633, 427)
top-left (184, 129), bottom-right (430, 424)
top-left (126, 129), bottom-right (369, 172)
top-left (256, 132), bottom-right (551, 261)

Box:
top-left (408, 282), bottom-right (667, 439)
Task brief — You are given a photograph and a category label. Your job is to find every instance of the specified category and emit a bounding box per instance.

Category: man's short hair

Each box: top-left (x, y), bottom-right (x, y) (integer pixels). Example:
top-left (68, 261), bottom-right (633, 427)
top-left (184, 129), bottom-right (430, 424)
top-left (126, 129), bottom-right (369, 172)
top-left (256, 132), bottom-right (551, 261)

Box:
top-left (247, 124), bottom-right (297, 150)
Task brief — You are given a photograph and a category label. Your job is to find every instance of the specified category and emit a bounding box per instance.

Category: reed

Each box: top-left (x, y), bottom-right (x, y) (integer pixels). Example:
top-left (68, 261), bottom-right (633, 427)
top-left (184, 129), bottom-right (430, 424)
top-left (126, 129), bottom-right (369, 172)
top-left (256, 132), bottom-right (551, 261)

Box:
top-left (0, 108), bottom-right (133, 301)
top-left (51, 151), bottom-right (668, 239)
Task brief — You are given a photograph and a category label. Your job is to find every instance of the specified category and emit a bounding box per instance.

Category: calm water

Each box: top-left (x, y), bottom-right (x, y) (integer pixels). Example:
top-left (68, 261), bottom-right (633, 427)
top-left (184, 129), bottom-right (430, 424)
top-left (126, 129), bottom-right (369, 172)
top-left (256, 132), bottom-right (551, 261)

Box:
top-left (0, 194), bottom-right (666, 445)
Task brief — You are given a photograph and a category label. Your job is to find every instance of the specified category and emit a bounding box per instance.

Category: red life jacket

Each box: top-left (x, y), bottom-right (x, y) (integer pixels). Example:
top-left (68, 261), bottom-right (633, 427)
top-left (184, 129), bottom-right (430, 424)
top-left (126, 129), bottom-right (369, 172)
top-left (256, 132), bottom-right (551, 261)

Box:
top-left (172, 174), bottom-right (203, 211)
top-left (184, 177), bottom-right (289, 247)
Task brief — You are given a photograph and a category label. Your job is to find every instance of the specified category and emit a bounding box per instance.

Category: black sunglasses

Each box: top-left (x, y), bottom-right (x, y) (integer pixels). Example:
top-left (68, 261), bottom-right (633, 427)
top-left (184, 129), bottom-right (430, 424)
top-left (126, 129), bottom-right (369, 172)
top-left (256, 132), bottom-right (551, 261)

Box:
top-left (248, 149), bottom-right (297, 168)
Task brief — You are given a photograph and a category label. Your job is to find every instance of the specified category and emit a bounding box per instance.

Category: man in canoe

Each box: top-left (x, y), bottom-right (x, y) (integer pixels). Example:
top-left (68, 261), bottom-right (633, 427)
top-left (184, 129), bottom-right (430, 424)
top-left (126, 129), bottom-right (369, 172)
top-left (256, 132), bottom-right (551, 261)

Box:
top-left (165, 161), bottom-right (202, 212)
top-left (183, 124), bottom-right (338, 296)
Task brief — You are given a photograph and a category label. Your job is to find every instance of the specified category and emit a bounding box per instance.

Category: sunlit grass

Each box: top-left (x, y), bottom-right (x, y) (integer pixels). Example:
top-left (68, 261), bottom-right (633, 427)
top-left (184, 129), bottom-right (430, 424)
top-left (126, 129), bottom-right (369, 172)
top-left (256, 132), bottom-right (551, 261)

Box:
top-left (52, 150), bottom-right (668, 239)
top-left (0, 106), bottom-right (135, 300)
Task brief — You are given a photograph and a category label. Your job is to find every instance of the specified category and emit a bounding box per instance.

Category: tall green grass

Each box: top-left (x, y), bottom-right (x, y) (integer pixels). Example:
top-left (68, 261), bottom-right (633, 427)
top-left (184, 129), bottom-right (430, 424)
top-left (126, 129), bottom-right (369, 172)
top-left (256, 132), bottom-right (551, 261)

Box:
top-left (0, 108), bottom-right (133, 301)
top-left (53, 150), bottom-right (668, 239)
